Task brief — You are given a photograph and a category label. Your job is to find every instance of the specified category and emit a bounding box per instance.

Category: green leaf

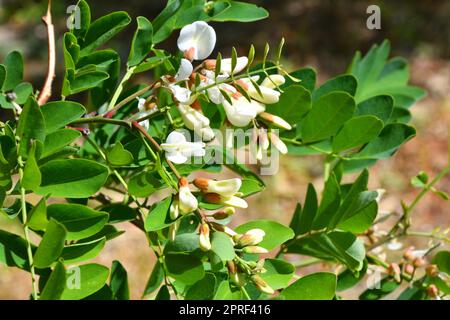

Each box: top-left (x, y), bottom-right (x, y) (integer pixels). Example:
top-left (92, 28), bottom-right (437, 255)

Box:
top-left (42, 129), bottom-right (81, 158)
top-left (338, 199), bottom-right (378, 233)
top-left (351, 123), bottom-right (416, 160)
top-left (68, 70), bottom-right (110, 94)
top-left (349, 40), bottom-right (426, 106)
top-left (101, 204), bottom-right (137, 224)
top-left (279, 272), bottom-right (336, 300)
top-left (0, 64), bottom-right (6, 89)
top-left (356, 95), bottom-right (393, 124)
top-left (40, 261), bottom-right (66, 300)
top-left (266, 85), bottom-right (311, 126)
top-left (128, 17), bottom-right (153, 67)
top-left (129, 171), bottom-right (165, 198)
top-left (107, 142), bottom-right (134, 166)
top-left (313, 173), bottom-right (341, 230)
top-left (312, 75), bottom-right (357, 101)
top-left (0, 229), bottom-right (33, 270)
top-left (41, 101), bottom-right (86, 134)
top-left (165, 233), bottom-right (200, 253)
top-left (332, 115), bottom-right (384, 153)
top-left (47, 203), bottom-right (109, 241)
top-left (22, 141), bottom-right (42, 191)
top-left (260, 259), bottom-right (295, 290)
top-left (72, 0), bottom-right (91, 39)
top-left (16, 97), bottom-right (46, 157)
top-left (359, 277), bottom-right (399, 300)
top-left (61, 264), bottom-right (110, 300)
top-left (287, 231), bottom-right (365, 271)
top-left (296, 183), bottom-right (318, 235)
top-left (301, 92), bottom-right (355, 143)
top-left (235, 220), bottom-right (294, 251)
top-left (185, 273), bottom-right (216, 300)
top-left (14, 82), bottom-right (34, 104)
top-left (214, 281), bottom-right (243, 300)
top-left (155, 285), bottom-right (171, 300)
top-left (34, 219), bottom-right (67, 269)
top-left (145, 196), bottom-right (173, 232)
top-left (211, 232), bottom-right (235, 261)
top-left (282, 67), bottom-right (316, 92)
top-left (37, 159), bottom-right (109, 198)
top-left (212, 1), bottom-right (269, 22)
top-left (61, 237), bottom-right (106, 264)
top-left (337, 260), bottom-right (368, 291)
top-left (2, 51), bottom-right (23, 91)
top-left (433, 251), bottom-right (450, 274)
top-left (27, 197), bottom-right (49, 231)
top-left (110, 260), bottom-right (130, 300)
top-left (143, 261), bottom-right (165, 297)
top-left (165, 253), bottom-right (205, 285)
top-left (81, 11), bottom-right (131, 55)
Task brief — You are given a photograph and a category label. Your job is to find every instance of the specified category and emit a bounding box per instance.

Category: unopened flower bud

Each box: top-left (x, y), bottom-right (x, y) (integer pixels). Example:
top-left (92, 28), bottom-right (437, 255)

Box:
top-left (268, 131), bottom-right (288, 154)
top-left (243, 246), bottom-right (269, 254)
top-left (404, 264), bottom-right (415, 275)
top-left (199, 223), bottom-right (212, 251)
top-left (178, 177), bottom-right (198, 214)
top-left (203, 192), bottom-right (248, 209)
top-left (251, 275), bottom-right (274, 295)
top-left (258, 112), bottom-right (292, 130)
top-left (212, 207), bottom-right (235, 220)
top-left (426, 264), bottom-right (439, 277)
top-left (211, 222), bottom-right (238, 237)
top-left (170, 198), bottom-right (180, 220)
top-left (403, 246), bottom-right (415, 261)
top-left (427, 284), bottom-right (439, 298)
top-left (236, 229), bottom-right (265, 247)
top-left (387, 263), bottom-right (401, 283)
top-left (260, 74), bottom-right (285, 89)
top-left (413, 257), bottom-right (426, 268)
top-left (194, 178), bottom-right (242, 197)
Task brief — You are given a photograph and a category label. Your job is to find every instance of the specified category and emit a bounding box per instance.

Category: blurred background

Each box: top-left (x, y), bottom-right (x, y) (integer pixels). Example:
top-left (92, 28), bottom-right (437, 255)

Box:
top-left (0, 0), bottom-right (449, 299)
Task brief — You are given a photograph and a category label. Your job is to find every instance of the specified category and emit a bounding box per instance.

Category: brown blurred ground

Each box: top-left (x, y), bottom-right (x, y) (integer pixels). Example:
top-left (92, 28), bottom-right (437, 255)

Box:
top-left (0, 0), bottom-right (449, 299)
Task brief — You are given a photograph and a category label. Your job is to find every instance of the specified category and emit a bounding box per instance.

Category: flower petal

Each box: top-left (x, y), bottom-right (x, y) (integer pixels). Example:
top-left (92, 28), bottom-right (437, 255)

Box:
top-left (177, 21), bottom-right (216, 60)
top-left (175, 58), bottom-right (193, 82)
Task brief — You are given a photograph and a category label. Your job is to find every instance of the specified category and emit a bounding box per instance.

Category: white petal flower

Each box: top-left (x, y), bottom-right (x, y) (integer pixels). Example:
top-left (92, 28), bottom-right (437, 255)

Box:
top-left (220, 57), bottom-right (249, 75)
top-left (199, 223), bottom-right (211, 252)
top-left (269, 131), bottom-right (288, 154)
top-left (161, 131), bottom-right (206, 164)
top-left (133, 98), bottom-right (158, 131)
top-left (169, 84), bottom-right (193, 104)
top-left (261, 74), bottom-right (285, 89)
top-left (387, 239), bottom-right (403, 251)
top-left (236, 229), bottom-right (265, 247)
top-left (175, 58), bottom-right (193, 82)
top-left (178, 178), bottom-right (198, 214)
top-left (177, 21), bottom-right (216, 60)
top-left (223, 96), bottom-right (265, 127)
top-left (177, 104), bottom-right (215, 141)
top-left (242, 76), bottom-right (282, 104)
top-left (194, 178), bottom-right (242, 197)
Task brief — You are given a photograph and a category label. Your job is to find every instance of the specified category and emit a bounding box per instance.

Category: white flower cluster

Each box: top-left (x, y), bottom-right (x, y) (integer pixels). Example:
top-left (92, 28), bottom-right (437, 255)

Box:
top-left (154, 21), bottom-right (291, 164)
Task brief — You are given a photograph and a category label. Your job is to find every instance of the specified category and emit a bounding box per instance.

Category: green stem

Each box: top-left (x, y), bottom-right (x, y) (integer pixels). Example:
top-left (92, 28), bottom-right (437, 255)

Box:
top-left (293, 257), bottom-right (322, 268)
top-left (108, 67), bottom-right (136, 111)
top-left (241, 287), bottom-right (251, 300)
top-left (18, 163), bottom-right (39, 300)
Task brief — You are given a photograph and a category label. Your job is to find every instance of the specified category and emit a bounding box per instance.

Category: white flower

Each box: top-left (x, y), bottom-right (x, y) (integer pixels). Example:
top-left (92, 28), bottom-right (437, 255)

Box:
top-left (219, 57), bottom-right (249, 75)
top-left (258, 112), bottom-right (292, 130)
top-left (161, 131), bottom-right (206, 164)
top-left (175, 58), bottom-right (193, 82)
top-left (199, 223), bottom-right (212, 252)
top-left (203, 193), bottom-right (248, 209)
top-left (177, 104), bottom-right (215, 141)
top-left (268, 131), bottom-right (288, 154)
top-left (261, 74), bottom-right (286, 89)
top-left (170, 198), bottom-right (180, 220)
top-left (198, 71), bottom-right (236, 104)
top-left (178, 177), bottom-right (198, 214)
top-left (241, 75), bottom-right (283, 104)
top-left (236, 229), bottom-right (266, 247)
top-left (177, 21), bottom-right (216, 60)
top-left (223, 96), bottom-right (265, 127)
top-left (194, 178), bottom-right (242, 198)
top-left (169, 84), bottom-right (193, 104)
top-left (132, 97), bottom-right (157, 131)
top-left (387, 239), bottom-right (403, 251)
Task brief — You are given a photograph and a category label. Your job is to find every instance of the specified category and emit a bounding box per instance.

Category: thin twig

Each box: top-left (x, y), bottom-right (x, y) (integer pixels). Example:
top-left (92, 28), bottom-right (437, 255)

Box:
top-left (38, 0), bottom-right (55, 106)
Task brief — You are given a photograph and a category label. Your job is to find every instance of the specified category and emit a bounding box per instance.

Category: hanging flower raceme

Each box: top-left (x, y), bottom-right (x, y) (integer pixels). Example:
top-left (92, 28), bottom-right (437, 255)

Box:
top-left (194, 178), bottom-right (248, 209)
top-left (178, 177), bottom-right (198, 214)
top-left (177, 104), bottom-right (215, 141)
top-left (161, 131), bottom-right (206, 164)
